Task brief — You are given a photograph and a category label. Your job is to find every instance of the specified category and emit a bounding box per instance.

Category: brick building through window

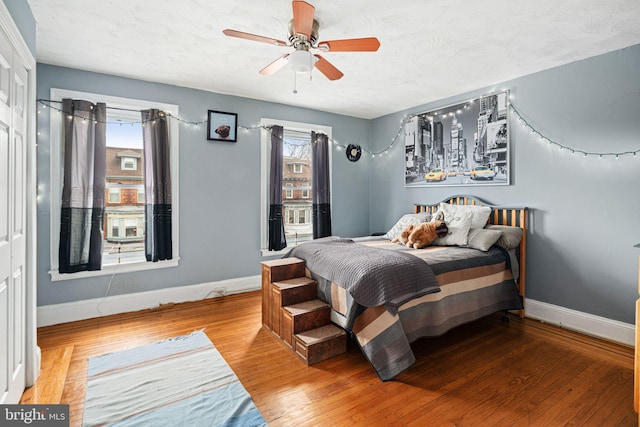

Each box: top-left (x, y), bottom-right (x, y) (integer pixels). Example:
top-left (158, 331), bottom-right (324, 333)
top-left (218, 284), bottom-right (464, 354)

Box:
top-left (105, 146), bottom-right (145, 255)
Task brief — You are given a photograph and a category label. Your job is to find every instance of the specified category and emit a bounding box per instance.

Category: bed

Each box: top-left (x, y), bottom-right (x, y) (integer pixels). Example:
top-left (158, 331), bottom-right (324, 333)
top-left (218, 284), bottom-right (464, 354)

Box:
top-left (286, 195), bottom-right (527, 381)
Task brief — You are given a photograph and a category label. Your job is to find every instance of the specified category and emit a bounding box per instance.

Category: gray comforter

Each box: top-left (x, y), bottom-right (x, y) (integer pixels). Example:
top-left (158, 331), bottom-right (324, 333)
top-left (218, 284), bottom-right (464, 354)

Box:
top-left (286, 237), bottom-right (440, 314)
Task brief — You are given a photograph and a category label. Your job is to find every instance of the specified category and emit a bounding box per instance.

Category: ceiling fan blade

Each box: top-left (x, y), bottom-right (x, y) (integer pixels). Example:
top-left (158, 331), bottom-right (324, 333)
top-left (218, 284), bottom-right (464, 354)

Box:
top-left (292, 0), bottom-right (315, 39)
top-left (223, 29), bottom-right (288, 47)
top-left (259, 54), bottom-right (290, 75)
top-left (313, 55), bottom-right (343, 81)
top-left (317, 37), bottom-right (381, 52)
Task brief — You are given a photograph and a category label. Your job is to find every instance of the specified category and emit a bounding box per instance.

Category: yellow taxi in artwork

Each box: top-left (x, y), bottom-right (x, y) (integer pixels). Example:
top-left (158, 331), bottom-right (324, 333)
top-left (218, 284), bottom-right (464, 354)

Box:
top-left (470, 166), bottom-right (495, 180)
top-left (425, 168), bottom-right (446, 182)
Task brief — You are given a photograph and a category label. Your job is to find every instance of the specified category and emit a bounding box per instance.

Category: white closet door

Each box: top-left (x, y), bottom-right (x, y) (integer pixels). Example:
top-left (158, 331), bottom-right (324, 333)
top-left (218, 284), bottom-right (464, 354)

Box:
top-left (0, 22), bottom-right (27, 404)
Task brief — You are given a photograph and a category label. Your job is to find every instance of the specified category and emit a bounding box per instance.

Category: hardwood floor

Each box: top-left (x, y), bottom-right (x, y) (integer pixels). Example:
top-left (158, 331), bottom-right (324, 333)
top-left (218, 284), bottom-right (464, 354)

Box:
top-left (28, 291), bottom-right (635, 426)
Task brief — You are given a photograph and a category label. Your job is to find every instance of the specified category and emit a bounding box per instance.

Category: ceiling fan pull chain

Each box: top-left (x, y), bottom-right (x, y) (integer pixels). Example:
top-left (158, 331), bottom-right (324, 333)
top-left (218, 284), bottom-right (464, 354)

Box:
top-left (293, 72), bottom-right (298, 94)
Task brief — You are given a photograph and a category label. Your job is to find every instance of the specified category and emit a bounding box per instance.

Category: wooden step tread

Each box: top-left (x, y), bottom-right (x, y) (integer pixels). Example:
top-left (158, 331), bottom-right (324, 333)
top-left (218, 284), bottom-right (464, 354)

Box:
top-left (283, 299), bottom-right (329, 315)
top-left (294, 324), bottom-right (347, 365)
top-left (261, 257), bottom-right (305, 268)
top-left (295, 324), bottom-right (346, 345)
top-left (273, 277), bottom-right (316, 289)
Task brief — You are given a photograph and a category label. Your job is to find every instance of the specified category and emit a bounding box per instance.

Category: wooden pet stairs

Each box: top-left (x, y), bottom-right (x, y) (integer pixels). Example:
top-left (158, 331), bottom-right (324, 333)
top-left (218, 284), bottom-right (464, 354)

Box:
top-left (261, 258), bottom-right (347, 364)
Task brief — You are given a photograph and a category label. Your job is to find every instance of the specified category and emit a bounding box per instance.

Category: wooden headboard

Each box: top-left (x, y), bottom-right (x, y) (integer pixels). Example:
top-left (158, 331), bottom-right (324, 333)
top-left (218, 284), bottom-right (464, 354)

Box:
top-left (413, 194), bottom-right (528, 318)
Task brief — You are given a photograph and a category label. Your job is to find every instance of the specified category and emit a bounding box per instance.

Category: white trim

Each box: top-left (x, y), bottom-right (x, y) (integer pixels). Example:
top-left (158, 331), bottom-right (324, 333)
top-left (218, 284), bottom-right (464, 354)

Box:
top-left (37, 275), bottom-right (261, 327)
top-left (48, 88), bottom-right (180, 280)
top-left (120, 156), bottom-right (137, 170)
top-left (36, 290), bottom-right (634, 347)
top-left (0, 1), bottom-right (40, 388)
top-left (48, 257), bottom-right (180, 282)
top-left (108, 187), bottom-right (121, 203)
top-left (0, 3), bottom-right (35, 70)
top-left (525, 298), bottom-right (634, 347)
top-left (260, 248), bottom-right (290, 257)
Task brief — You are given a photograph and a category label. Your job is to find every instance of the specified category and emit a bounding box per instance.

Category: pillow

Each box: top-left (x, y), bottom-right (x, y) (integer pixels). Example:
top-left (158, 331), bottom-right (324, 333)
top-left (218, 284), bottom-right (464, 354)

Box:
top-left (485, 225), bottom-right (523, 249)
top-left (466, 228), bottom-right (503, 251)
top-left (439, 202), bottom-right (492, 229)
top-left (384, 212), bottom-right (431, 240)
top-left (434, 209), bottom-right (472, 246)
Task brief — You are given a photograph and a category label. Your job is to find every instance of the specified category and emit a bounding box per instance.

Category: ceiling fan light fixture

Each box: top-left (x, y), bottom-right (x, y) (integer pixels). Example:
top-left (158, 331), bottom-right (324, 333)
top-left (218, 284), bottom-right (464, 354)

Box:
top-left (223, 1), bottom-right (380, 81)
top-left (288, 49), bottom-right (316, 73)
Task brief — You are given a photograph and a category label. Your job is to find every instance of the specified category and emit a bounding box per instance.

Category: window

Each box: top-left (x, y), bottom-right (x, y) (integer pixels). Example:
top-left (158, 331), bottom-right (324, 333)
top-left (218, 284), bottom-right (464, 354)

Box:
top-left (121, 157), bottom-right (137, 170)
top-left (110, 219), bottom-right (119, 238)
top-left (108, 188), bottom-right (120, 203)
top-left (49, 88), bottom-right (180, 280)
top-left (125, 218), bottom-right (138, 237)
top-left (260, 118), bottom-right (332, 255)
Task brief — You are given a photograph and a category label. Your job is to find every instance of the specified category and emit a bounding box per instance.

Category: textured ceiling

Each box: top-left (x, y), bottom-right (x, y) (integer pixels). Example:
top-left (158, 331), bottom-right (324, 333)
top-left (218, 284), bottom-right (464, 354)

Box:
top-left (27, 0), bottom-right (640, 119)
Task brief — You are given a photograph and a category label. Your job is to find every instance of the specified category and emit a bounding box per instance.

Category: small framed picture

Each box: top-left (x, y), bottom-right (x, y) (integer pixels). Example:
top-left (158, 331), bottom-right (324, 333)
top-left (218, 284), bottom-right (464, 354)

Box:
top-left (207, 110), bottom-right (238, 142)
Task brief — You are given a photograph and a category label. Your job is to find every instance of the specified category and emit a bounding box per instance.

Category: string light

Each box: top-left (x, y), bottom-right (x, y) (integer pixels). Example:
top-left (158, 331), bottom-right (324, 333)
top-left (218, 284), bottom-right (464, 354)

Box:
top-left (37, 99), bottom-right (207, 127)
top-left (37, 99), bottom-right (639, 160)
top-left (510, 104), bottom-right (639, 159)
top-left (37, 98), bottom-right (261, 132)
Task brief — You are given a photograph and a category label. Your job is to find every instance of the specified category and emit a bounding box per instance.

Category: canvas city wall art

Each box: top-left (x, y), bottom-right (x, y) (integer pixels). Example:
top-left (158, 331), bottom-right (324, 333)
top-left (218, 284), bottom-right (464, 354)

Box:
top-left (404, 90), bottom-right (510, 187)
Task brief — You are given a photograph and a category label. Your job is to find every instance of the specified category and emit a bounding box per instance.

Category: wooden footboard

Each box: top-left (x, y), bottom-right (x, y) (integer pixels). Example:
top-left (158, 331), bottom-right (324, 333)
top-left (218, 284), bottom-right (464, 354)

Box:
top-left (414, 194), bottom-right (528, 318)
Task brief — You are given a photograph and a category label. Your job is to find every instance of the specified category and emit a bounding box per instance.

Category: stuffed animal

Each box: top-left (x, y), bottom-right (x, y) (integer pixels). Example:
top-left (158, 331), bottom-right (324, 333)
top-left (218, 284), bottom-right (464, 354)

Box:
top-left (391, 211), bottom-right (448, 249)
top-left (390, 223), bottom-right (415, 245)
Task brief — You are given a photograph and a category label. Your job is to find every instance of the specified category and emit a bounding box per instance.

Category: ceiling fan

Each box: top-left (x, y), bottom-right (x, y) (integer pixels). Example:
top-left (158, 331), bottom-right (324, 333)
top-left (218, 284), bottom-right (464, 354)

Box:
top-left (222, 0), bottom-right (380, 81)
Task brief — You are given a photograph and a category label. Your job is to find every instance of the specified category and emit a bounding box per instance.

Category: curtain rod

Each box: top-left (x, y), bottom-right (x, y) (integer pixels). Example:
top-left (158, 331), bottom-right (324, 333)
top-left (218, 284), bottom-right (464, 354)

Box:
top-left (38, 98), bottom-right (144, 113)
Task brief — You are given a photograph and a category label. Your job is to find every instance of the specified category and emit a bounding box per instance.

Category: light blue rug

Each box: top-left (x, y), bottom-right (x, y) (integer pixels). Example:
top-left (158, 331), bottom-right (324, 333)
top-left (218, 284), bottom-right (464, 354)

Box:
top-left (83, 330), bottom-right (267, 426)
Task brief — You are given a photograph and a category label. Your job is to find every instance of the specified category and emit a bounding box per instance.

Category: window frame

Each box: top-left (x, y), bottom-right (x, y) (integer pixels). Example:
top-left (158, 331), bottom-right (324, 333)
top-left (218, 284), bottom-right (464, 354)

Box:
top-left (48, 88), bottom-right (180, 281)
top-left (107, 187), bottom-right (121, 203)
top-left (121, 156), bottom-right (137, 171)
top-left (260, 118), bottom-right (332, 257)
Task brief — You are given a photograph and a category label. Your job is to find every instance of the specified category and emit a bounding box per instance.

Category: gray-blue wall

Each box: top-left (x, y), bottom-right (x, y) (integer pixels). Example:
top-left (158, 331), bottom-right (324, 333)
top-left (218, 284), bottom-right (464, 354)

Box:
top-left (2, 0), bottom-right (35, 56)
top-left (36, 64), bottom-right (371, 306)
top-left (369, 44), bottom-right (640, 324)
top-left (32, 21), bottom-right (640, 326)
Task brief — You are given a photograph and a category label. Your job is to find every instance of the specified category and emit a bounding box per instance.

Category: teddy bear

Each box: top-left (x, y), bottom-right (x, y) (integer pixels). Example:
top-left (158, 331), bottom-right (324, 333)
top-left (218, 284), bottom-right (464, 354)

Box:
top-left (391, 211), bottom-right (448, 249)
top-left (391, 223), bottom-right (416, 246)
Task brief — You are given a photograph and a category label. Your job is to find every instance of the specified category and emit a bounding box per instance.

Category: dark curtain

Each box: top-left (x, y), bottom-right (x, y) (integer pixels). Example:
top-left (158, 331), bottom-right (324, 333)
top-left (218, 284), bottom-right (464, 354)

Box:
top-left (268, 125), bottom-right (287, 251)
top-left (58, 99), bottom-right (107, 273)
top-left (142, 109), bottom-right (172, 262)
top-left (311, 132), bottom-right (332, 239)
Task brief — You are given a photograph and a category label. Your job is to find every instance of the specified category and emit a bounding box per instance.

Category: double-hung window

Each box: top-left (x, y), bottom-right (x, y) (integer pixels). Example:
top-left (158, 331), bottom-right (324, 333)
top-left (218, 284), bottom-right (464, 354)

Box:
top-left (260, 118), bottom-right (332, 255)
top-left (48, 89), bottom-right (180, 280)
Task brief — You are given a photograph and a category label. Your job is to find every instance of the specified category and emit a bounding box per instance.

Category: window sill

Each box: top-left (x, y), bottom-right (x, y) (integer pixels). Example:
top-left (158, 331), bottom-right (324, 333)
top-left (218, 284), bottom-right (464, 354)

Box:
top-left (260, 240), bottom-right (315, 258)
top-left (260, 248), bottom-right (289, 258)
top-left (49, 257), bottom-right (180, 282)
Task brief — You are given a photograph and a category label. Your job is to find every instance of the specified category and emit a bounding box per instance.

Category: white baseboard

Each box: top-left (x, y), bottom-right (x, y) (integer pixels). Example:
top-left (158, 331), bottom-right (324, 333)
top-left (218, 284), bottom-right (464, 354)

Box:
top-left (37, 285), bottom-right (635, 348)
top-left (525, 298), bottom-right (634, 347)
top-left (37, 275), bottom-right (261, 327)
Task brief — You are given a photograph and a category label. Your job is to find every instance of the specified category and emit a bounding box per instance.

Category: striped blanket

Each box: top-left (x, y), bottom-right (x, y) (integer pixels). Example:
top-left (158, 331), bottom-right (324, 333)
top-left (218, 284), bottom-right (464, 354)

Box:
top-left (306, 238), bottom-right (523, 381)
top-left (286, 237), bottom-right (440, 314)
